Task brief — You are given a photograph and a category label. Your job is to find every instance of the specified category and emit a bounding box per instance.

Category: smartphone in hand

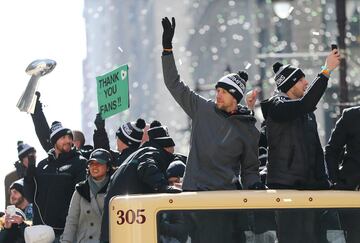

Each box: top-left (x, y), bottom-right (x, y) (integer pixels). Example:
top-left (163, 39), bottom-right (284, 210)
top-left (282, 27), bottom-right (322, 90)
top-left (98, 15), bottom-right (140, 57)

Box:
top-left (6, 205), bottom-right (16, 217)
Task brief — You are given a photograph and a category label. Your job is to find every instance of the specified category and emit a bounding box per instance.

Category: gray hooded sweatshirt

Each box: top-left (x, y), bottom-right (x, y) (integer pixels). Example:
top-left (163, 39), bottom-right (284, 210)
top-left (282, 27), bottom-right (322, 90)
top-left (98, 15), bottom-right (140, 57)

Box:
top-left (162, 53), bottom-right (260, 191)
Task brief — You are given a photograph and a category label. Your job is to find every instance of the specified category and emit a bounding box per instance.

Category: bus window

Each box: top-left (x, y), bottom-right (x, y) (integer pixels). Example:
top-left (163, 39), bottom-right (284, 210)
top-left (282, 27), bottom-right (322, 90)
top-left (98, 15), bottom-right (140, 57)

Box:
top-left (157, 208), bottom-right (360, 243)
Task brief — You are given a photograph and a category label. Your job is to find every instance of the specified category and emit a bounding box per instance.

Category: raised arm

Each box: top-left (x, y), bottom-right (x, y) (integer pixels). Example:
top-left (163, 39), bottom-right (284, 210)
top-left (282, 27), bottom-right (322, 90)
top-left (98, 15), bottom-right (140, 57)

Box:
top-left (93, 113), bottom-right (110, 150)
top-left (269, 50), bottom-right (340, 122)
top-left (161, 17), bottom-right (208, 119)
top-left (31, 92), bottom-right (52, 152)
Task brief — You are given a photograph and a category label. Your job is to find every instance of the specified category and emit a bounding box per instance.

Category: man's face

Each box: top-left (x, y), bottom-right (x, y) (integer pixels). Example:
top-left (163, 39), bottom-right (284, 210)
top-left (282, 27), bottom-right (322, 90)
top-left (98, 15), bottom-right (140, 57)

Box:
top-left (21, 151), bottom-right (37, 168)
top-left (116, 139), bottom-right (129, 152)
top-left (288, 77), bottom-right (308, 99)
top-left (164, 146), bottom-right (175, 154)
top-left (10, 189), bottom-right (24, 207)
top-left (55, 134), bottom-right (73, 153)
top-left (215, 87), bottom-right (237, 112)
top-left (168, 176), bottom-right (181, 186)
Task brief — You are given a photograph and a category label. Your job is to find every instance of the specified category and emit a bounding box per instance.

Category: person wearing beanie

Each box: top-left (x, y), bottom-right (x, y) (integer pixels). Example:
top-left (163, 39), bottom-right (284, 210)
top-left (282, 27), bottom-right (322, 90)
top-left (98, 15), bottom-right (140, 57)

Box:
top-left (30, 92), bottom-right (93, 159)
top-left (4, 141), bottom-right (37, 207)
top-left (166, 160), bottom-right (186, 186)
top-left (93, 113), bottom-right (146, 167)
top-left (0, 178), bottom-right (33, 243)
top-left (100, 120), bottom-right (181, 242)
top-left (161, 17), bottom-right (261, 191)
top-left (61, 149), bottom-right (112, 243)
top-left (9, 179), bottom-right (32, 220)
top-left (260, 49), bottom-right (340, 242)
top-left (23, 120), bottom-right (87, 240)
top-left (161, 17), bottom-right (262, 243)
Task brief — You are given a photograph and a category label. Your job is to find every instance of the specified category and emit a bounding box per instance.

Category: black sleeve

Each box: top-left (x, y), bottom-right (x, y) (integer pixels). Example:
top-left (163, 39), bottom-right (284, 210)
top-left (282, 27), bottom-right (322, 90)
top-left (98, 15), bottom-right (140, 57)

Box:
top-left (93, 128), bottom-right (110, 151)
top-left (137, 159), bottom-right (168, 192)
top-left (1, 223), bottom-right (27, 243)
top-left (268, 73), bottom-right (328, 122)
top-left (31, 104), bottom-right (52, 152)
top-left (324, 109), bottom-right (349, 183)
top-left (23, 161), bottom-right (37, 203)
top-left (74, 158), bottom-right (87, 184)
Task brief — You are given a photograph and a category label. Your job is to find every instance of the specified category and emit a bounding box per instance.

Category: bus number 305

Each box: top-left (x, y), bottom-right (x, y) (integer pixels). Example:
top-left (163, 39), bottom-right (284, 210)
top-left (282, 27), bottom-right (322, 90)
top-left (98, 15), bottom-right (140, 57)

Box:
top-left (117, 209), bottom-right (146, 225)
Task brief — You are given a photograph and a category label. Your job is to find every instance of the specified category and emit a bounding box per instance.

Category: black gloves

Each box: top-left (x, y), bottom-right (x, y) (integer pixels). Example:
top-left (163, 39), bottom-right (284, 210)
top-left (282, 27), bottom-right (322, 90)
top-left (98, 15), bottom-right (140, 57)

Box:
top-left (161, 17), bottom-right (176, 49)
top-left (94, 113), bottom-right (105, 131)
top-left (248, 182), bottom-right (267, 190)
top-left (34, 91), bottom-right (43, 113)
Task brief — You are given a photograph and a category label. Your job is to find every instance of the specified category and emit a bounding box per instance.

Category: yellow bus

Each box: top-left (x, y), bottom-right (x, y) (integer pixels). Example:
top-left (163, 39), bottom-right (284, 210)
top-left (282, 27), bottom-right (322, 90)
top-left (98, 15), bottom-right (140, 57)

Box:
top-left (109, 190), bottom-right (360, 243)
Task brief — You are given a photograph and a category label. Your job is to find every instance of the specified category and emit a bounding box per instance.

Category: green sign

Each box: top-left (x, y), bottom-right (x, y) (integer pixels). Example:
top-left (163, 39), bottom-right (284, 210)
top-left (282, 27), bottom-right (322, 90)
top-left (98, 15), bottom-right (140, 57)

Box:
top-left (96, 64), bottom-right (129, 119)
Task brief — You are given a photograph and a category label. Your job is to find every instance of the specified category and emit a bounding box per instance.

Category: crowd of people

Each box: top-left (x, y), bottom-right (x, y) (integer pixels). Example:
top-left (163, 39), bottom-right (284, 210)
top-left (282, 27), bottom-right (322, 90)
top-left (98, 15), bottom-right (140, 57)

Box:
top-left (0, 16), bottom-right (358, 243)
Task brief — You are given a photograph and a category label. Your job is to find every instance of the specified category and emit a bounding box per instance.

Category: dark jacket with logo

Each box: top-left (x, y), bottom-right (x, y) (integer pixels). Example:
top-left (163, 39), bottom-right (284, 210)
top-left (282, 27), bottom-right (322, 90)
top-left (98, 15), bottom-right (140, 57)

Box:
top-left (260, 73), bottom-right (329, 188)
top-left (325, 106), bottom-right (360, 187)
top-left (24, 147), bottom-right (87, 235)
top-left (100, 141), bottom-right (175, 242)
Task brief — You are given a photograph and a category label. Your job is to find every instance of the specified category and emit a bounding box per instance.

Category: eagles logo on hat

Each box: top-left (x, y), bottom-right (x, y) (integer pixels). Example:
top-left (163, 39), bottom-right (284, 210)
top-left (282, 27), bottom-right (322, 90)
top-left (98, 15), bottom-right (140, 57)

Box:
top-left (116, 118), bottom-right (146, 147)
top-left (215, 71), bottom-right (248, 103)
top-left (148, 120), bottom-right (175, 147)
top-left (273, 62), bottom-right (305, 93)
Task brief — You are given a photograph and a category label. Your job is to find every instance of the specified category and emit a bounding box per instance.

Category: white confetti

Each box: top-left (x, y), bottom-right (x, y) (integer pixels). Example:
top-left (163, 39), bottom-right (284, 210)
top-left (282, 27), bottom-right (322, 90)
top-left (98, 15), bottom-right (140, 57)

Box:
top-left (245, 63), bottom-right (252, 70)
top-left (312, 31), bottom-right (320, 36)
top-left (117, 46), bottom-right (123, 52)
top-left (179, 59), bottom-right (183, 65)
top-left (288, 6), bottom-right (294, 14)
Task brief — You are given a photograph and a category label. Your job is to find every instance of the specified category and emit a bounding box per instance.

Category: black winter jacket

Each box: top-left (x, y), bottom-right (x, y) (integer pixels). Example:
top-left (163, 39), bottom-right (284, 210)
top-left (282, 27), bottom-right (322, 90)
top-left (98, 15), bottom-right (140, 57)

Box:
top-left (260, 73), bottom-right (329, 188)
top-left (325, 106), bottom-right (360, 187)
top-left (100, 141), bottom-right (175, 242)
top-left (24, 148), bottom-right (87, 235)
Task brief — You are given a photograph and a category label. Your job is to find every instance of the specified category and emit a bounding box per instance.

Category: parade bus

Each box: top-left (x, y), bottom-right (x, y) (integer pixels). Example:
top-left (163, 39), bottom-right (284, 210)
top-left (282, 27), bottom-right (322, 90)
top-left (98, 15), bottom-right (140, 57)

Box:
top-left (109, 190), bottom-right (360, 242)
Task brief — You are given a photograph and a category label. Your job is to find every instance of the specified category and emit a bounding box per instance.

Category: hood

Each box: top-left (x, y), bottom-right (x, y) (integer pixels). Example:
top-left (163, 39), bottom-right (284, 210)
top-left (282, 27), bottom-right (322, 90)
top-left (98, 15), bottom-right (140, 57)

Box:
top-left (215, 104), bottom-right (256, 122)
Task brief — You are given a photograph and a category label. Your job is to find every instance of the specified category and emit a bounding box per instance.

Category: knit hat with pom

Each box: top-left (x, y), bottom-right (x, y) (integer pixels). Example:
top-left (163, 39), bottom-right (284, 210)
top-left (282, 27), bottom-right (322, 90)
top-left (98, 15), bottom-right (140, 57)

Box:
top-left (116, 118), bottom-right (146, 147)
top-left (215, 71), bottom-right (248, 103)
top-left (272, 62), bottom-right (305, 93)
top-left (148, 120), bottom-right (175, 148)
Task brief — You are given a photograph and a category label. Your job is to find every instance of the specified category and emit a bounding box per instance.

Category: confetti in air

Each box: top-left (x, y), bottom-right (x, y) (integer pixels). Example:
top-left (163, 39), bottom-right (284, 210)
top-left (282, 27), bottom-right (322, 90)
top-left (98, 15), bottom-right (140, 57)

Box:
top-left (245, 63), bottom-right (252, 70)
top-left (118, 46), bottom-right (123, 52)
top-left (312, 32), bottom-right (320, 36)
top-left (288, 6), bottom-right (294, 14)
top-left (179, 59), bottom-right (183, 65)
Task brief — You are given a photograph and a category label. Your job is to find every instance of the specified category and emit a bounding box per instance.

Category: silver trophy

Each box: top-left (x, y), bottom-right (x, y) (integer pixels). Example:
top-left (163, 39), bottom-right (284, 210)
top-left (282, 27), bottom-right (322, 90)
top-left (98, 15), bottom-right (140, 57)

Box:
top-left (16, 59), bottom-right (56, 113)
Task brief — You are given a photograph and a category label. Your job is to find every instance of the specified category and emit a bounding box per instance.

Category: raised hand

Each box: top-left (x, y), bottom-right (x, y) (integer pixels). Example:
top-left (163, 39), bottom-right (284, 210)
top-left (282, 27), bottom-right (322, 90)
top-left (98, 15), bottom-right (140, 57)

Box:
top-left (161, 17), bottom-right (176, 50)
top-left (94, 113), bottom-right (105, 130)
top-left (245, 89), bottom-right (258, 110)
top-left (325, 49), bottom-right (341, 71)
top-left (34, 91), bottom-right (43, 112)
